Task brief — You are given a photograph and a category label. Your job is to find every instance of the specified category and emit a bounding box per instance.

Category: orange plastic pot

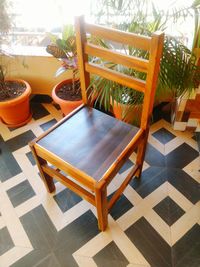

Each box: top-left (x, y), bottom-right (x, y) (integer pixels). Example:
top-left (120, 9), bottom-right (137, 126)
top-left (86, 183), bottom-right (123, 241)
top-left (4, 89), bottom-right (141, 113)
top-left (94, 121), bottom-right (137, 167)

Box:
top-left (112, 100), bottom-right (142, 125)
top-left (0, 79), bottom-right (32, 127)
top-left (52, 79), bottom-right (82, 116)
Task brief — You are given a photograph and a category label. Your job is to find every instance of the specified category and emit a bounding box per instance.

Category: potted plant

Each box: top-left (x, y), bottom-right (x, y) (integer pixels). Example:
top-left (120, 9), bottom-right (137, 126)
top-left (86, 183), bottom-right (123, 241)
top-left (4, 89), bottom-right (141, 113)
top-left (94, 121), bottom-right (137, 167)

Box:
top-left (46, 24), bottom-right (82, 115)
top-left (0, 0), bottom-right (32, 127)
top-left (88, 1), bottom-right (200, 126)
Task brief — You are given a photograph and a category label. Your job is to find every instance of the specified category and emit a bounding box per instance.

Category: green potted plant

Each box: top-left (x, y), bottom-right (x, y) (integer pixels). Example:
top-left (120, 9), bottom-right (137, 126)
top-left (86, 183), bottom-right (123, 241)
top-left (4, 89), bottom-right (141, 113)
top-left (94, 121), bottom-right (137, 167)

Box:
top-left (46, 24), bottom-right (82, 115)
top-left (0, 0), bottom-right (32, 127)
top-left (88, 0), bottom-right (200, 125)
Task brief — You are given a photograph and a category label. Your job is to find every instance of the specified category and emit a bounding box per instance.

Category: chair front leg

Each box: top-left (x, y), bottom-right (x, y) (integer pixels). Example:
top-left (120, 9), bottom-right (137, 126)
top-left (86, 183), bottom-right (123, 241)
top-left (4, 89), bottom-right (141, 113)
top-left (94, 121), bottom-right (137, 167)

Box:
top-left (95, 182), bottom-right (108, 231)
top-left (135, 131), bottom-right (149, 179)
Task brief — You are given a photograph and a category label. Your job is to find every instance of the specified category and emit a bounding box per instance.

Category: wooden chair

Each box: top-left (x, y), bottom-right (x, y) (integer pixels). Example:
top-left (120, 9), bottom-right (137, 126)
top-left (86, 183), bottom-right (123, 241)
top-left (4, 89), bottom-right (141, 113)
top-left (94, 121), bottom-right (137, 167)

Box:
top-left (29, 16), bottom-right (164, 231)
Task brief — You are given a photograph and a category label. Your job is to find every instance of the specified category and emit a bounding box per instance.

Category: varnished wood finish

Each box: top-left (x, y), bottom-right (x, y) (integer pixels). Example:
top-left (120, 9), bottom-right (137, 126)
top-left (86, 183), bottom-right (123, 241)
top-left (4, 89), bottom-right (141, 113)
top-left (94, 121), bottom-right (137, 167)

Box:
top-left (95, 181), bottom-right (108, 231)
top-left (75, 16), bottom-right (90, 104)
top-left (108, 164), bottom-right (139, 210)
top-left (30, 16), bottom-right (164, 231)
top-left (37, 107), bottom-right (139, 181)
top-left (29, 142), bottom-right (55, 193)
top-left (34, 142), bottom-right (96, 190)
top-left (102, 128), bottom-right (144, 183)
top-left (85, 43), bottom-right (149, 73)
top-left (85, 63), bottom-right (146, 93)
top-left (135, 130), bottom-right (149, 179)
top-left (140, 31), bottom-right (164, 129)
top-left (85, 23), bottom-right (151, 51)
top-left (42, 165), bottom-right (95, 206)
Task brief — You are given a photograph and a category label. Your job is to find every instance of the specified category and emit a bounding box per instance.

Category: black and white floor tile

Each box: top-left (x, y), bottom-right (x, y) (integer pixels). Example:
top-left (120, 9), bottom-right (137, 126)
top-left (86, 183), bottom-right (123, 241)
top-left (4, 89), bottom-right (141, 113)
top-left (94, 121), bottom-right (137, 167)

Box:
top-left (0, 99), bottom-right (199, 267)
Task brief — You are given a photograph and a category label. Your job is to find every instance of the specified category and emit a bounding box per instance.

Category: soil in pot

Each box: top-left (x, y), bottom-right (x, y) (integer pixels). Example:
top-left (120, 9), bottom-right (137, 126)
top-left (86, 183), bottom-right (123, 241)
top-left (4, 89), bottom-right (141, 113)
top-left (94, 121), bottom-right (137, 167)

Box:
top-left (0, 81), bottom-right (26, 102)
top-left (0, 79), bottom-right (32, 127)
top-left (56, 80), bottom-right (82, 101)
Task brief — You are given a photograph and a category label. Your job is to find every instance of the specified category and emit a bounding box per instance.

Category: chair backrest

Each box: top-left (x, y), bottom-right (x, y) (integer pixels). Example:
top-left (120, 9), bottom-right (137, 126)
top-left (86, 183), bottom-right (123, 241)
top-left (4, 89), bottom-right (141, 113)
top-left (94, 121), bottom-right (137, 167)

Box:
top-left (75, 15), bottom-right (164, 129)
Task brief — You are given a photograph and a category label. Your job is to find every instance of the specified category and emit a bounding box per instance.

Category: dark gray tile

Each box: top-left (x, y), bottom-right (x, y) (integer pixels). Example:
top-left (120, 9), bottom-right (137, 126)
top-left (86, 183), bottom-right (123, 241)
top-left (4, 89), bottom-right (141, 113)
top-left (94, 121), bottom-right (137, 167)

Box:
top-left (118, 159), bottom-right (134, 174)
top-left (40, 119), bottom-right (57, 131)
top-left (152, 103), bottom-right (171, 123)
top-left (26, 151), bottom-right (36, 166)
top-left (52, 103), bottom-right (61, 110)
top-left (130, 166), bottom-right (167, 198)
top-left (172, 224), bottom-right (200, 267)
top-left (31, 103), bottom-right (50, 120)
top-left (0, 136), bottom-right (22, 181)
top-left (125, 217), bottom-right (172, 267)
top-left (17, 205), bottom-right (99, 267)
top-left (0, 155), bottom-right (22, 182)
top-left (20, 205), bottom-right (58, 250)
top-left (152, 128), bottom-right (176, 144)
top-left (145, 143), bottom-right (166, 167)
top-left (54, 210), bottom-right (99, 266)
top-left (93, 241), bottom-right (129, 267)
top-left (108, 193), bottom-right (133, 220)
top-left (53, 188), bottom-right (82, 213)
top-left (11, 249), bottom-right (50, 267)
top-left (195, 132), bottom-right (200, 153)
top-left (31, 94), bottom-right (52, 103)
top-left (166, 143), bottom-right (199, 169)
top-left (5, 130), bottom-right (36, 152)
top-left (7, 180), bottom-right (35, 207)
top-left (167, 168), bottom-right (200, 204)
top-left (153, 196), bottom-right (185, 226)
top-left (0, 227), bottom-right (14, 256)
top-left (34, 253), bottom-right (61, 267)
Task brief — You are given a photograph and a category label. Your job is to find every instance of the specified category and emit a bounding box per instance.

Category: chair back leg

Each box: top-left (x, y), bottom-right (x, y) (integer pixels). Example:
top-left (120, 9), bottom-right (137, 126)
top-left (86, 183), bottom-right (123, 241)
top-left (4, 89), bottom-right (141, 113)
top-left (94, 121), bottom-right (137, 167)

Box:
top-left (30, 142), bottom-right (55, 193)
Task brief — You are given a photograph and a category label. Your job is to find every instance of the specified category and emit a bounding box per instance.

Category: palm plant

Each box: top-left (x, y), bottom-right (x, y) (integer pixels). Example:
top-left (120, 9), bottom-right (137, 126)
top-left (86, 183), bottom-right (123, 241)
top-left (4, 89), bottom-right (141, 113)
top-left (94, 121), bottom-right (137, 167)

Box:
top-left (88, 0), bottom-right (200, 121)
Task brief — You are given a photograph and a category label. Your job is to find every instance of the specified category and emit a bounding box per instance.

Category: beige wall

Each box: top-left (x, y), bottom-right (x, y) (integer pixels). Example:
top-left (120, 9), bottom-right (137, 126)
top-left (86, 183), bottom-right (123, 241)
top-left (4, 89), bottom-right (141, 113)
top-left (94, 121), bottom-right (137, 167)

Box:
top-left (2, 55), bottom-right (72, 96)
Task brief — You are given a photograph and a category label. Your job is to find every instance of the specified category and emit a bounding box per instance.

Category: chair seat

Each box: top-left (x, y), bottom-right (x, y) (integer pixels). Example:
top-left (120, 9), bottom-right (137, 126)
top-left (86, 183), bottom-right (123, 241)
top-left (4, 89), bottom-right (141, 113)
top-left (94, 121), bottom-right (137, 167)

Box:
top-left (38, 106), bottom-right (139, 181)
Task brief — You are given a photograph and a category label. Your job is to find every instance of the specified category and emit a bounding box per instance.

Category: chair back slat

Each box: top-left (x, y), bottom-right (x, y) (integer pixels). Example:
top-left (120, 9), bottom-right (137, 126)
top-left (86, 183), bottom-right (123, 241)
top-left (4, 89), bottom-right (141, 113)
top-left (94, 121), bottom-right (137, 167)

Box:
top-left (85, 62), bottom-right (146, 93)
top-left (85, 43), bottom-right (149, 73)
top-left (85, 23), bottom-right (151, 51)
top-left (75, 15), bottom-right (164, 129)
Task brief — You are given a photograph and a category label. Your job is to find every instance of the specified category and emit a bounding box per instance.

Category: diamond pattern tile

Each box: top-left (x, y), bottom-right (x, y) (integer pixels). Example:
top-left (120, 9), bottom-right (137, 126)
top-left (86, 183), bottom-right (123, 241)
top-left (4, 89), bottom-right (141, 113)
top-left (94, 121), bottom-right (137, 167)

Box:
top-left (0, 227), bottom-right (14, 256)
top-left (152, 128), bottom-right (176, 144)
top-left (53, 188), bottom-right (82, 213)
top-left (93, 241), bottom-right (129, 267)
top-left (40, 119), bottom-right (57, 131)
top-left (108, 193), bottom-right (133, 220)
top-left (26, 151), bottom-right (36, 166)
top-left (166, 143), bottom-right (199, 169)
top-left (31, 102), bottom-right (50, 120)
top-left (7, 180), bottom-right (35, 207)
top-left (0, 98), bottom-right (199, 267)
top-left (125, 217), bottom-right (172, 267)
top-left (153, 196), bottom-right (185, 226)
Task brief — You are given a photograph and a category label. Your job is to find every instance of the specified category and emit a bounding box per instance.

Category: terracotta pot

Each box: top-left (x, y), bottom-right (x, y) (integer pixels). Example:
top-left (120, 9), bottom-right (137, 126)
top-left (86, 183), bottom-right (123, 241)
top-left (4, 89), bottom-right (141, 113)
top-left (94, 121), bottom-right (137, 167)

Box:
top-left (112, 100), bottom-right (142, 125)
top-left (52, 79), bottom-right (82, 116)
top-left (0, 79), bottom-right (32, 127)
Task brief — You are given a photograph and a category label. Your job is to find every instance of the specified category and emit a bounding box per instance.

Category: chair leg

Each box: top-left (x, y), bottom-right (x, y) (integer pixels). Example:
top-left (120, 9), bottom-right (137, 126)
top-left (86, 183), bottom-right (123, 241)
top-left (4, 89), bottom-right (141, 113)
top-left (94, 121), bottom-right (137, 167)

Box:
top-left (95, 184), bottom-right (108, 231)
top-left (135, 132), bottom-right (149, 179)
top-left (29, 143), bottom-right (55, 193)
top-left (37, 157), bottom-right (56, 193)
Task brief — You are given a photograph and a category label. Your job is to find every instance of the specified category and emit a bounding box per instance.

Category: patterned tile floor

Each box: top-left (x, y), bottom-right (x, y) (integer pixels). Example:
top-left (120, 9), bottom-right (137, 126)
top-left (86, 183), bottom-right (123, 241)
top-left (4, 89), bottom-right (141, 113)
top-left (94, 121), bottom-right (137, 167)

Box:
top-left (0, 98), bottom-right (199, 267)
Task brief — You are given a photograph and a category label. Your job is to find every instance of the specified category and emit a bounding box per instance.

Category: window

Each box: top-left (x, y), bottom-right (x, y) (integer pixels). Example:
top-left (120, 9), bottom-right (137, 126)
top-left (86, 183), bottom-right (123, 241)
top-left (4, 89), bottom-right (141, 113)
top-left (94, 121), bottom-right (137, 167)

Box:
top-left (6, 0), bottom-right (196, 49)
